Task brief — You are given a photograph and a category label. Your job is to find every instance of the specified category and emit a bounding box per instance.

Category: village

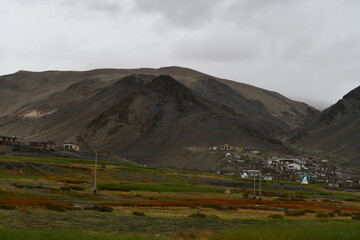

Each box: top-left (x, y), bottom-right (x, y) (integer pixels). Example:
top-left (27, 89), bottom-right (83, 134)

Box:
top-left (211, 144), bottom-right (360, 190)
top-left (0, 135), bottom-right (79, 152)
top-left (1, 135), bottom-right (359, 190)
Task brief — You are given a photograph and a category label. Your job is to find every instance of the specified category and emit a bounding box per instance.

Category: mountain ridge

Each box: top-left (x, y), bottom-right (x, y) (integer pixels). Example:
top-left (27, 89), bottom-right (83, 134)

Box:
top-left (0, 67), bottom-right (320, 169)
top-left (291, 85), bottom-right (360, 165)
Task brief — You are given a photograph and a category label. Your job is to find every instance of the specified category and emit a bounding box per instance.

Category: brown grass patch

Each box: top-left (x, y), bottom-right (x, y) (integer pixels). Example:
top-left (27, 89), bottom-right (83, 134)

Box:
top-left (0, 198), bottom-right (72, 207)
top-left (117, 198), bottom-right (360, 213)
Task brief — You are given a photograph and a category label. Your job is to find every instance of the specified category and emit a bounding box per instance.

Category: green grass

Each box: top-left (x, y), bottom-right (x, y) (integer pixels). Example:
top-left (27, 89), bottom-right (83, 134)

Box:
top-left (0, 174), bottom-right (39, 180)
top-left (1, 222), bottom-right (359, 240)
top-left (211, 222), bottom-right (360, 240)
top-left (0, 155), bottom-right (97, 165)
top-left (0, 228), bottom-right (170, 240)
top-left (98, 182), bottom-right (223, 193)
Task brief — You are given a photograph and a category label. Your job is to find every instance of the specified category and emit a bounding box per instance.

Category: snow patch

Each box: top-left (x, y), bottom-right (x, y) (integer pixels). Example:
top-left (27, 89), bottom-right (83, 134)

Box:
top-left (23, 109), bottom-right (57, 118)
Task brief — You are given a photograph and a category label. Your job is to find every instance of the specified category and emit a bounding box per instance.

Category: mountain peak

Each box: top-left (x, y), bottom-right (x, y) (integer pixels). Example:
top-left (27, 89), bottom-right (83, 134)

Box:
top-left (343, 85), bottom-right (360, 101)
top-left (319, 85), bottom-right (360, 124)
top-left (146, 75), bottom-right (193, 95)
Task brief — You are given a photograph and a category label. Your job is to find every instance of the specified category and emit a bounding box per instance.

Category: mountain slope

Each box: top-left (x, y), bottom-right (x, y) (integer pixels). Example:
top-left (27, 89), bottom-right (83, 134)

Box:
top-left (291, 85), bottom-right (360, 165)
top-left (0, 67), bottom-right (320, 168)
top-left (80, 75), bottom-right (283, 167)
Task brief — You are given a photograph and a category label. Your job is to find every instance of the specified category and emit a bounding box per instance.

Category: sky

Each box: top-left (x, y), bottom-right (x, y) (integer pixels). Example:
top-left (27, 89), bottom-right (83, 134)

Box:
top-left (1, 0), bottom-right (359, 109)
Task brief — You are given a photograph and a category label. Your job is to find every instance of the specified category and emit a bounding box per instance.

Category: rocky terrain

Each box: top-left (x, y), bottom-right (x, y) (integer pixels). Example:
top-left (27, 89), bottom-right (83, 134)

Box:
top-left (0, 67), bottom-right (320, 168)
top-left (291, 86), bottom-right (360, 166)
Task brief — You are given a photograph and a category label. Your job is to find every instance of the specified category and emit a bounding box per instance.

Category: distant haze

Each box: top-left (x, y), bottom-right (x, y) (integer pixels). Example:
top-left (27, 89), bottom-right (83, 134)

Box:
top-left (1, 0), bottom-right (359, 109)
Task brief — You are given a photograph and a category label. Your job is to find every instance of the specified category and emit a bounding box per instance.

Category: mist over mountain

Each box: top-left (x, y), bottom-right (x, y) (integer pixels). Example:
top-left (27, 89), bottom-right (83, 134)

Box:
top-left (291, 85), bottom-right (360, 165)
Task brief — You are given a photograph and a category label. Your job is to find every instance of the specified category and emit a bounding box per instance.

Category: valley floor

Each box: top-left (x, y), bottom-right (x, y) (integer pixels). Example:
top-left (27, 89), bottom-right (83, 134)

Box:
top-left (0, 155), bottom-right (359, 239)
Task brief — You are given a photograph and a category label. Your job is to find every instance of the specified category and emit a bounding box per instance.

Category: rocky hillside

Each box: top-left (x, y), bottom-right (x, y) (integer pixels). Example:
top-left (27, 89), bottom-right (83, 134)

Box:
top-left (0, 67), bottom-right (319, 168)
top-left (291, 85), bottom-right (360, 165)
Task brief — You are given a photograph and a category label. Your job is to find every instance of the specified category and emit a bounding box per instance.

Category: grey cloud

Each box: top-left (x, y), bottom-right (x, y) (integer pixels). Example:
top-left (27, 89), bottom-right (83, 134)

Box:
top-left (133, 0), bottom-right (220, 28)
top-left (60, 0), bottom-right (125, 15)
top-left (174, 29), bottom-right (265, 62)
top-left (0, 0), bottom-right (359, 109)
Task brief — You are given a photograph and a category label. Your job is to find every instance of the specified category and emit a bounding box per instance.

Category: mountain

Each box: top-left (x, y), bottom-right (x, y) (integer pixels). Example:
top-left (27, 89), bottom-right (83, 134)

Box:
top-left (0, 67), bottom-right (319, 169)
top-left (291, 85), bottom-right (360, 165)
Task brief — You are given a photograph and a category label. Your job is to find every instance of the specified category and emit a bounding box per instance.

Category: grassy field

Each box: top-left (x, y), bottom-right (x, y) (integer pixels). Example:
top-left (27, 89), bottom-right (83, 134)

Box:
top-left (0, 154), bottom-right (359, 239)
top-left (0, 228), bottom-right (167, 240)
top-left (0, 222), bottom-right (359, 240)
top-left (212, 222), bottom-right (360, 240)
top-left (98, 182), bottom-right (223, 193)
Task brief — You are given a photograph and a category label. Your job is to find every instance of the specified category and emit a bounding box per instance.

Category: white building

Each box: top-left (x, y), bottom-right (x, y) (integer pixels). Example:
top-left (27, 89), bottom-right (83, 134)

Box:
top-left (240, 172), bottom-right (248, 179)
top-left (301, 176), bottom-right (309, 184)
top-left (286, 163), bottom-right (301, 171)
top-left (63, 143), bottom-right (80, 151)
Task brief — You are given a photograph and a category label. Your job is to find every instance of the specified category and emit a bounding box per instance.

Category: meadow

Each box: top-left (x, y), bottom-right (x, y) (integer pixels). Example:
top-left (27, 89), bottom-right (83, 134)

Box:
top-left (0, 154), bottom-right (359, 239)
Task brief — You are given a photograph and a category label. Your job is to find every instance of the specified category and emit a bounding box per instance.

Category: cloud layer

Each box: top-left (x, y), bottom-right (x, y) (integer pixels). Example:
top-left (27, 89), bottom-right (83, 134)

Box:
top-left (1, 0), bottom-right (359, 109)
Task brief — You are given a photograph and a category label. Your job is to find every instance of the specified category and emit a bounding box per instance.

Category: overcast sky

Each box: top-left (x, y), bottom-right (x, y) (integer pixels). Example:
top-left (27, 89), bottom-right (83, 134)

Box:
top-left (1, 0), bottom-right (359, 109)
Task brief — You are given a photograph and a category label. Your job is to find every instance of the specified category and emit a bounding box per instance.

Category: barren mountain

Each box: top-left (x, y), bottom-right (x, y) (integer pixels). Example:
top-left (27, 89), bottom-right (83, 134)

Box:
top-left (291, 85), bottom-right (360, 165)
top-left (0, 67), bottom-right (319, 168)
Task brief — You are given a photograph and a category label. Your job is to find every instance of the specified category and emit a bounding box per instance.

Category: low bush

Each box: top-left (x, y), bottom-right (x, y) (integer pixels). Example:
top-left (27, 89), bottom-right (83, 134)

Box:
top-left (13, 183), bottom-right (25, 189)
top-left (85, 206), bottom-right (113, 213)
top-left (321, 199), bottom-right (341, 203)
top-left (43, 204), bottom-right (67, 212)
top-left (316, 212), bottom-right (329, 218)
top-left (60, 186), bottom-right (72, 191)
top-left (69, 185), bottom-right (85, 191)
top-left (268, 214), bottom-right (284, 219)
top-left (133, 211), bottom-right (145, 216)
top-left (60, 185), bottom-right (85, 191)
top-left (344, 198), bottom-right (360, 202)
top-left (352, 213), bottom-right (360, 220)
top-left (339, 212), bottom-right (352, 217)
top-left (0, 205), bottom-right (16, 210)
top-left (276, 197), bottom-right (306, 202)
top-left (207, 205), bottom-right (237, 211)
top-left (189, 212), bottom-right (207, 218)
top-left (284, 210), bottom-right (306, 216)
top-left (97, 185), bottom-right (130, 192)
top-left (303, 209), bottom-right (316, 213)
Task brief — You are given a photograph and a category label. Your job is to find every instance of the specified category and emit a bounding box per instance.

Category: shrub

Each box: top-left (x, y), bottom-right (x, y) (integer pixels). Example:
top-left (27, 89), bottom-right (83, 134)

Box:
top-left (268, 214), bottom-right (284, 219)
top-left (322, 199), bottom-right (341, 203)
top-left (43, 204), bottom-right (67, 212)
top-left (0, 205), bottom-right (16, 210)
top-left (97, 185), bottom-right (130, 192)
top-left (277, 197), bottom-right (306, 202)
top-left (69, 185), bottom-right (85, 191)
top-left (316, 212), bottom-right (329, 218)
top-left (60, 185), bottom-right (85, 191)
top-left (60, 186), bottom-right (72, 191)
top-left (352, 213), bottom-right (360, 220)
top-left (344, 198), bottom-right (360, 202)
top-left (332, 209), bottom-right (342, 215)
top-left (133, 211), bottom-right (145, 216)
top-left (189, 212), bottom-right (207, 218)
top-left (13, 184), bottom-right (25, 188)
top-left (284, 210), bottom-right (306, 216)
top-left (208, 205), bottom-right (237, 211)
top-left (339, 212), bottom-right (352, 217)
top-left (87, 206), bottom-right (113, 213)
top-left (303, 209), bottom-right (316, 213)
top-left (327, 212), bottom-right (336, 217)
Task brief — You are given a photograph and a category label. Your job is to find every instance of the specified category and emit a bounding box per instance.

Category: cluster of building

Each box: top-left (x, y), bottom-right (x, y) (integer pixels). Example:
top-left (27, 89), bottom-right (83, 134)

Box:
top-left (0, 135), bottom-right (79, 152)
top-left (210, 144), bottom-right (260, 154)
top-left (211, 144), bottom-right (360, 189)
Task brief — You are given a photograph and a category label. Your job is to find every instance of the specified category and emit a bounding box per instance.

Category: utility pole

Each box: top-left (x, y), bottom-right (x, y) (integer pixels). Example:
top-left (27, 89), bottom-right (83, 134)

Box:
top-left (253, 170), bottom-right (256, 199)
top-left (259, 162), bottom-right (262, 200)
top-left (93, 148), bottom-right (97, 194)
